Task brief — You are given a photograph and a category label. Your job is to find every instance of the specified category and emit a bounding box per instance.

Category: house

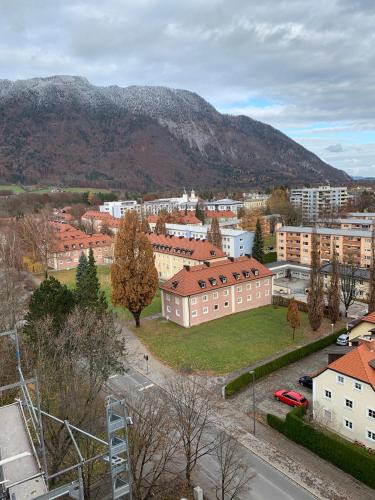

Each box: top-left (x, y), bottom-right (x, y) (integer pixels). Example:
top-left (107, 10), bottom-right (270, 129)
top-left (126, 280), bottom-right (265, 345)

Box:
top-left (312, 339), bottom-right (375, 450)
top-left (81, 210), bottom-right (120, 234)
top-left (320, 263), bottom-right (370, 303)
top-left (161, 255), bottom-right (273, 327)
top-left (348, 311), bottom-right (375, 345)
top-left (146, 233), bottom-right (226, 281)
top-left (204, 210), bottom-right (237, 223)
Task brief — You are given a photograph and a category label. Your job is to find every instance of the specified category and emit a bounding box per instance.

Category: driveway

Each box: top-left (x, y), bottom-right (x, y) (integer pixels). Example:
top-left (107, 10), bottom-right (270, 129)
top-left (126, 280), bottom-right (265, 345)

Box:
top-left (232, 346), bottom-right (332, 417)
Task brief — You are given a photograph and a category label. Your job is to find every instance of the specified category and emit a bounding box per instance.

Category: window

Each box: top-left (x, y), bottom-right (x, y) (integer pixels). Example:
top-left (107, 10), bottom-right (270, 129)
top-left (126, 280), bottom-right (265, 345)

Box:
top-left (337, 375), bottom-right (344, 384)
top-left (354, 381), bottom-right (362, 391)
top-left (256, 281), bottom-right (260, 288)
top-left (265, 290), bottom-right (269, 296)
top-left (236, 285), bottom-right (242, 292)
top-left (345, 399), bottom-right (353, 409)
top-left (368, 408), bottom-right (375, 419)
top-left (175, 297), bottom-right (180, 305)
top-left (176, 310), bottom-right (180, 317)
top-left (203, 294), bottom-right (208, 302)
top-left (324, 389), bottom-right (332, 399)
top-left (323, 409), bottom-right (332, 421)
top-left (223, 289), bottom-right (229, 296)
top-left (344, 419), bottom-right (353, 431)
top-left (214, 304), bottom-right (219, 310)
top-left (367, 429), bottom-right (375, 442)
top-left (166, 305), bottom-right (171, 313)
top-left (247, 295), bottom-right (252, 301)
top-left (265, 279), bottom-right (270, 285)
top-left (213, 292), bottom-right (219, 299)
top-left (191, 310), bottom-right (197, 317)
top-left (246, 283), bottom-right (251, 290)
top-left (203, 307), bottom-right (208, 314)
top-left (224, 301), bottom-right (229, 307)
top-left (256, 292), bottom-right (261, 298)
top-left (237, 297), bottom-right (242, 304)
top-left (191, 297), bottom-right (197, 305)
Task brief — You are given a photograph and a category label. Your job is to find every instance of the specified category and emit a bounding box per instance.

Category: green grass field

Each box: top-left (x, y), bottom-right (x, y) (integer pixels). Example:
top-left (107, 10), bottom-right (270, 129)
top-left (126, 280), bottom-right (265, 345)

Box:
top-left (0, 184), bottom-right (113, 194)
top-left (50, 265), bottom-right (161, 319)
top-left (135, 306), bottom-right (331, 374)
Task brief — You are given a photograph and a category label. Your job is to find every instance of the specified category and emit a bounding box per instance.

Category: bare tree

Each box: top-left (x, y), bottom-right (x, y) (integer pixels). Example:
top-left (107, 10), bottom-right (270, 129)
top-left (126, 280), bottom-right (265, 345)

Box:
top-left (368, 230), bottom-right (375, 313)
top-left (307, 230), bottom-right (324, 331)
top-left (214, 430), bottom-right (254, 500)
top-left (127, 390), bottom-right (180, 499)
top-left (340, 262), bottom-right (359, 317)
top-left (326, 247), bottom-right (341, 324)
top-left (166, 376), bottom-right (217, 487)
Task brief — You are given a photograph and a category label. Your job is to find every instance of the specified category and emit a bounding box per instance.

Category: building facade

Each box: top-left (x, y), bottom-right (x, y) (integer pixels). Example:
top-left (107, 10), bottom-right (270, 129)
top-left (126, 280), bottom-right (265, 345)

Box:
top-left (290, 186), bottom-right (348, 221)
top-left (276, 225), bottom-right (373, 268)
top-left (244, 194), bottom-right (269, 211)
top-left (312, 339), bottom-right (375, 450)
top-left (204, 198), bottom-right (243, 215)
top-left (99, 200), bottom-right (141, 218)
top-left (161, 256), bottom-right (273, 327)
top-left (146, 233), bottom-right (226, 281)
top-left (143, 190), bottom-right (199, 215)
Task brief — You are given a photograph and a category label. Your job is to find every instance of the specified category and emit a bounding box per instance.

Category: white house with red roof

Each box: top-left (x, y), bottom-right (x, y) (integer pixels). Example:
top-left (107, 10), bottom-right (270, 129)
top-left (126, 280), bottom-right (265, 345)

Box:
top-left (312, 339), bottom-right (375, 449)
top-left (160, 255), bottom-right (273, 327)
top-left (348, 311), bottom-right (375, 345)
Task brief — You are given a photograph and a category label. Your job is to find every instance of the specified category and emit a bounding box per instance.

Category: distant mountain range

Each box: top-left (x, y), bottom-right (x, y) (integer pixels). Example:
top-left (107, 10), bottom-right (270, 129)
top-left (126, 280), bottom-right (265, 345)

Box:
top-left (0, 75), bottom-right (351, 191)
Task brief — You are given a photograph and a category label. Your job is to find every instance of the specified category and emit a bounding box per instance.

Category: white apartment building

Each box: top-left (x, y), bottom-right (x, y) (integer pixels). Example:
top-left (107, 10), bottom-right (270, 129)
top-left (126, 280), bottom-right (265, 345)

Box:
top-left (312, 339), bottom-right (375, 450)
top-left (143, 190), bottom-right (199, 215)
top-left (290, 186), bottom-right (348, 221)
top-left (99, 200), bottom-right (141, 218)
top-left (161, 223), bottom-right (254, 258)
top-left (204, 198), bottom-right (244, 215)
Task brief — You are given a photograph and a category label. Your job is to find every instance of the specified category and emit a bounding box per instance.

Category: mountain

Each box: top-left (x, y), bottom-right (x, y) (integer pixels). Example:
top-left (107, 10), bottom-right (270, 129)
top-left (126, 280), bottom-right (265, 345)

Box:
top-left (0, 75), bottom-right (350, 191)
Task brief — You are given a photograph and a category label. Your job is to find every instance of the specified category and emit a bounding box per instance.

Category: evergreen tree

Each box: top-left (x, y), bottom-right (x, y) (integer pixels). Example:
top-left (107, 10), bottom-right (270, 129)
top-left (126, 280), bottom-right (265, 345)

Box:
top-left (208, 217), bottom-right (222, 249)
top-left (195, 203), bottom-right (205, 224)
top-left (76, 252), bottom-right (88, 288)
top-left (111, 211), bottom-right (158, 327)
top-left (25, 276), bottom-right (75, 344)
top-left (307, 230), bottom-right (324, 331)
top-left (252, 219), bottom-right (264, 263)
top-left (75, 248), bottom-right (107, 311)
top-left (327, 246), bottom-right (341, 323)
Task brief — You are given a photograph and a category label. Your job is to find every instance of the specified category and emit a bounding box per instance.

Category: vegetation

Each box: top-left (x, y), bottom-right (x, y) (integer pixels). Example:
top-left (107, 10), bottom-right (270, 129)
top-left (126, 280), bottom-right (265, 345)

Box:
top-left (135, 306), bottom-right (321, 374)
top-left (287, 299), bottom-right (300, 340)
top-left (75, 248), bottom-right (108, 311)
top-left (195, 203), bottom-right (205, 224)
top-left (225, 328), bottom-right (344, 397)
top-left (307, 230), bottom-right (324, 330)
top-left (112, 211), bottom-right (159, 327)
top-left (252, 219), bottom-right (264, 263)
top-left (267, 406), bottom-right (375, 490)
top-left (327, 248), bottom-right (341, 324)
top-left (207, 217), bottom-right (222, 249)
top-left (155, 210), bottom-right (168, 235)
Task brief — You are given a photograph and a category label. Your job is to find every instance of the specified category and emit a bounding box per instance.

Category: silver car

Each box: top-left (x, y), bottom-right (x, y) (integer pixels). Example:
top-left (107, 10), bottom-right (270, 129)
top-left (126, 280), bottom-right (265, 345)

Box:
top-left (336, 333), bottom-right (349, 346)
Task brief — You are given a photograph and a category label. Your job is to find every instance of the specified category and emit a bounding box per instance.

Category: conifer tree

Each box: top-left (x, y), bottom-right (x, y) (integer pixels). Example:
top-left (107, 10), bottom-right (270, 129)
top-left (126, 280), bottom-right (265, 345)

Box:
top-left (207, 217), bottom-right (222, 249)
top-left (252, 219), bottom-right (264, 263)
top-left (327, 245), bottom-right (341, 323)
top-left (111, 211), bottom-right (158, 327)
top-left (287, 299), bottom-right (300, 340)
top-left (76, 252), bottom-right (88, 287)
top-left (307, 230), bottom-right (324, 331)
top-left (195, 203), bottom-right (205, 224)
top-left (155, 211), bottom-right (167, 235)
top-left (75, 248), bottom-right (107, 311)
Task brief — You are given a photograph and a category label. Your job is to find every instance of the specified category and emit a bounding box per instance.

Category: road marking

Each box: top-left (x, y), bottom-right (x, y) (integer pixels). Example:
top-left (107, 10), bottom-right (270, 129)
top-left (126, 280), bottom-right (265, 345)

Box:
top-left (108, 374), bottom-right (118, 379)
top-left (138, 383), bottom-right (154, 392)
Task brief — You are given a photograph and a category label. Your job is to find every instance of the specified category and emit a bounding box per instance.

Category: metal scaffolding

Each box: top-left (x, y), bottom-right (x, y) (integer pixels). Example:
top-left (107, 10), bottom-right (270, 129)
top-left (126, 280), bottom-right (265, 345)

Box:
top-left (0, 329), bottom-right (132, 499)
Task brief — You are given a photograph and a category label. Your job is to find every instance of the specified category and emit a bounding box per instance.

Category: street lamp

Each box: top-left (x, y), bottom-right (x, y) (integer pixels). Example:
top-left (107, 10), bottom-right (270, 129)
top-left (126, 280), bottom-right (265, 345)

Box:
top-left (331, 323), bottom-right (334, 334)
top-left (249, 370), bottom-right (255, 435)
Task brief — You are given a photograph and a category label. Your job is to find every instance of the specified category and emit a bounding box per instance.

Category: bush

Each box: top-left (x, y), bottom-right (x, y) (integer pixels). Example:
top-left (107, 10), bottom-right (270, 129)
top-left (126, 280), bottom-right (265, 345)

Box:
top-left (267, 407), bottom-right (375, 489)
top-left (225, 329), bottom-right (345, 397)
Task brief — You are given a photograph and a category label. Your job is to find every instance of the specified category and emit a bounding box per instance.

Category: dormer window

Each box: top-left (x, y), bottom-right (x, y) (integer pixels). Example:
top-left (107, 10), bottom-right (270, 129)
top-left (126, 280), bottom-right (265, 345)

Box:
top-left (210, 250), bottom-right (216, 256)
top-left (208, 278), bottom-right (217, 286)
top-left (252, 268), bottom-right (259, 276)
top-left (219, 275), bottom-right (227, 283)
top-left (171, 281), bottom-right (178, 289)
top-left (232, 272), bottom-right (240, 280)
top-left (198, 280), bottom-right (206, 289)
top-left (242, 270), bottom-right (250, 278)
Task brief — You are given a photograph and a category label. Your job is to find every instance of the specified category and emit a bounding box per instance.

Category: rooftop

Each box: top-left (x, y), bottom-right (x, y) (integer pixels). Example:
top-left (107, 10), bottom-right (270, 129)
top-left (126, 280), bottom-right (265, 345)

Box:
top-left (347, 212), bottom-right (375, 217)
top-left (359, 311), bottom-right (375, 325)
top-left (277, 225), bottom-right (372, 238)
top-left (146, 233), bottom-right (225, 261)
top-left (165, 223), bottom-right (250, 236)
top-left (161, 255), bottom-right (273, 296)
top-left (204, 210), bottom-right (236, 218)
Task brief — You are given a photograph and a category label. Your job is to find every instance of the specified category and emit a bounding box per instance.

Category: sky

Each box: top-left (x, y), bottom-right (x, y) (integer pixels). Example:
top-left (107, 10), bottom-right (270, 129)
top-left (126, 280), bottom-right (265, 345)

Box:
top-left (1, 0), bottom-right (375, 178)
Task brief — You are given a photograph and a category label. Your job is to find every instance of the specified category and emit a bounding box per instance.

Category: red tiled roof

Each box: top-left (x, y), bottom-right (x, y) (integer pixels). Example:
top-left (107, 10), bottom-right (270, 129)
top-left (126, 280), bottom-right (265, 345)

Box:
top-left (326, 340), bottom-right (375, 390)
top-left (147, 215), bottom-right (158, 223)
top-left (360, 311), bottom-right (375, 325)
top-left (53, 233), bottom-right (113, 252)
top-left (146, 233), bottom-right (226, 261)
top-left (161, 255), bottom-right (273, 296)
top-left (82, 210), bottom-right (113, 220)
top-left (204, 210), bottom-right (235, 219)
top-left (178, 214), bottom-right (202, 225)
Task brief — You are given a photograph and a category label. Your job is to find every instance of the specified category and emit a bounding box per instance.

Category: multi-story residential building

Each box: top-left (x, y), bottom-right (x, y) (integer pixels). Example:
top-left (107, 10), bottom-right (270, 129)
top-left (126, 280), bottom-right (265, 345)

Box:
top-left (99, 200), bottom-right (141, 218)
top-left (312, 338), bottom-right (375, 450)
top-left (276, 225), bottom-right (373, 268)
top-left (346, 212), bottom-right (375, 221)
top-left (48, 222), bottom-right (113, 270)
top-left (204, 198), bottom-right (244, 215)
top-left (159, 223), bottom-right (254, 258)
top-left (160, 255), bottom-right (273, 327)
top-left (320, 263), bottom-right (370, 303)
top-left (290, 186), bottom-right (348, 221)
top-left (146, 233), bottom-right (226, 281)
top-left (332, 218), bottom-right (375, 231)
top-left (244, 194), bottom-right (269, 211)
top-left (143, 190), bottom-right (199, 215)
top-left (82, 210), bottom-right (121, 234)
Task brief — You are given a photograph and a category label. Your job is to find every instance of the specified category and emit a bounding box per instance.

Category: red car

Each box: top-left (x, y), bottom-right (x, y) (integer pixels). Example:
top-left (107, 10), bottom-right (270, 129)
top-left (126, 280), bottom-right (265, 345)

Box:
top-left (274, 390), bottom-right (309, 408)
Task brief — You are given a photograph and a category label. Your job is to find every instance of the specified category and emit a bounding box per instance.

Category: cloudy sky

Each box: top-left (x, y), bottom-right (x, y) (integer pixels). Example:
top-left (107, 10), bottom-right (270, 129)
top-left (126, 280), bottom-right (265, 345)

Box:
top-left (1, 0), bottom-right (375, 177)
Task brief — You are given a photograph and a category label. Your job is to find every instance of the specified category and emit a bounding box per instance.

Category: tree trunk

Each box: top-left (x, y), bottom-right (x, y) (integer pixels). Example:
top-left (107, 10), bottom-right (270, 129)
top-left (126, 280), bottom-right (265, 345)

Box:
top-left (133, 310), bottom-right (141, 328)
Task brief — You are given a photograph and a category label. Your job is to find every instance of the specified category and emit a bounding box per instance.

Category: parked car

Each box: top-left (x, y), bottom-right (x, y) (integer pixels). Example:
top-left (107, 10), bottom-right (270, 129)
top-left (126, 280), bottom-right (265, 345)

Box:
top-left (336, 333), bottom-right (349, 346)
top-left (298, 375), bottom-right (313, 389)
top-left (274, 390), bottom-right (309, 408)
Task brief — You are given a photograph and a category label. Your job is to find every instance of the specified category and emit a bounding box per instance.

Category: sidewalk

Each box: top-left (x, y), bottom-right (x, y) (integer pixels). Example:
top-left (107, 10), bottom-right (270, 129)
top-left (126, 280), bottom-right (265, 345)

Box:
top-left (121, 319), bottom-right (374, 500)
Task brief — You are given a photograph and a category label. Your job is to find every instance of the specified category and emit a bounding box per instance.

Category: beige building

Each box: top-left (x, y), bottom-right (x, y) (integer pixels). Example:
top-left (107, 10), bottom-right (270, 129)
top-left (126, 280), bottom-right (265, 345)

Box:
top-left (276, 226), bottom-right (373, 268)
top-left (348, 312), bottom-right (375, 344)
top-left (312, 339), bottom-right (375, 450)
top-left (146, 233), bottom-right (226, 281)
top-left (244, 195), bottom-right (269, 211)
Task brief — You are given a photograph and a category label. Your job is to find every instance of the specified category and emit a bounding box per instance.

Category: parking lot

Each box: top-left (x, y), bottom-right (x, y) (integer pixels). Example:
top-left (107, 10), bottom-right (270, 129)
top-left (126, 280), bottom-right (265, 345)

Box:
top-left (232, 346), bottom-right (333, 417)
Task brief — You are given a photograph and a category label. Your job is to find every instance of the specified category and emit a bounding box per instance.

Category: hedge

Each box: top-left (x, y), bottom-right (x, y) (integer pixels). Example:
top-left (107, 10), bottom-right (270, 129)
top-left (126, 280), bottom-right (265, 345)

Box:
top-left (267, 407), bottom-right (375, 490)
top-left (225, 328), bottom-right (345, 397)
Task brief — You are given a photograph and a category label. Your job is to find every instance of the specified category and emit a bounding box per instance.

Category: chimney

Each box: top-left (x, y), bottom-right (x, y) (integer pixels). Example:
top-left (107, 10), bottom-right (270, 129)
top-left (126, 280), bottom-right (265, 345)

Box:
top-left (184, 265), bottom-right (191, 271)
top-left (245, 253), bottom-right (251, 259)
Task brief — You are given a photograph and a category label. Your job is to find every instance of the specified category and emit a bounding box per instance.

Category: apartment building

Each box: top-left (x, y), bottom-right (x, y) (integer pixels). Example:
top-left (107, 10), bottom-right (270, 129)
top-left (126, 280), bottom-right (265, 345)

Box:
top-left (335, 218), bottom-right (374, 231)
top-left (204, 198), bottom-right (244, 215)
top-left (276, 226), bottom-right (373, 268)
top-left (312, 339), bottom-right (375, 450)
top-left (161, 255), bottom-right (273, 327)
top-left (244, 194), bottom-right (269, 211)
top-left (290, 186), bottom-right (348, 221)
top-left (81, 210), bottom-right (121, 234)
top-left (48, 222), bottom-right (113, 270)
top-left (347, 212), bottom-right (375, 220)
top-left (146, 233), bottom-right (226, 281)
top-left (99, 200), bottom-right (141, 218)
top-left (143, 190), bottom-right (199, 215)
top-left (158, 223), bottom-right (254, 258)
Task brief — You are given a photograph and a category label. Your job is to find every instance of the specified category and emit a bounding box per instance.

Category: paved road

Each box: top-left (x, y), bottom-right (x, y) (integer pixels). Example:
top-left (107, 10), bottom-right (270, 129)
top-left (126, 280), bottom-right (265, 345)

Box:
top-left (107, 367), bottom-right (316, 500)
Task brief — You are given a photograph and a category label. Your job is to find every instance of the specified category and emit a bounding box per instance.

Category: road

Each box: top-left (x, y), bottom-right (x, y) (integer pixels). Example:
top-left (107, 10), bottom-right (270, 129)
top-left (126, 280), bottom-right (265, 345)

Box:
top-left (107, 368), bottom-right (316, 500)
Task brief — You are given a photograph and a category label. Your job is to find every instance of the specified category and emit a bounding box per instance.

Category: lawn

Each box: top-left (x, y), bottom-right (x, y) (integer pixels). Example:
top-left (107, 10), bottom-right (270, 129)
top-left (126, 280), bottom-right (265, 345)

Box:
top-left (0, 184), bottom-right (113, 194)
top-left (50, 265), bottom-right (161, 319)
top-left (0, 184), bottom-right (25, 193)
top-left (263, 234), bottom-right (276, 249)
top-left (135, 306), bottom-right (330, 374)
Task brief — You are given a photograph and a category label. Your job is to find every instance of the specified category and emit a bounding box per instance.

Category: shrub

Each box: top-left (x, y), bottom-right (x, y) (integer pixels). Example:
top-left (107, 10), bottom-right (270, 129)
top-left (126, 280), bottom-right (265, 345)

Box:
top-left (267, 407), bottom-right (375, 489)
top-left (225, 329), bottom-right (345, 397)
